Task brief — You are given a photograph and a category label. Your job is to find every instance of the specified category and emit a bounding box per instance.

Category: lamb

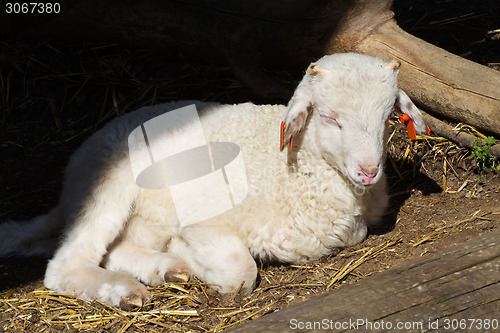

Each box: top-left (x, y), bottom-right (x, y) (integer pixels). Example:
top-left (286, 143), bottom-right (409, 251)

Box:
top-left (0, 53), bottom-right (428, 309)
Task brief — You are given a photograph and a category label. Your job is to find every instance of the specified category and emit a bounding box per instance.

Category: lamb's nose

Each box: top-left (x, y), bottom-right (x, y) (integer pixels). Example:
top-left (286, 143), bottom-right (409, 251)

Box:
top-left (361, 165), bottom-right (378, 179)
top-left (358, 164), bottom-right (379, 184)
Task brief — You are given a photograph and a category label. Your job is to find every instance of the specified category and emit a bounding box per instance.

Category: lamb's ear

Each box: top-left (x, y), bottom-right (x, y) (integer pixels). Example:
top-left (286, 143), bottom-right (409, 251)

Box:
top-left (281, 64), bottom-right (329, 151)
top-left (385, 59), bottom-right (401, 71)
top-left (281, 80), bottom-right (311, 151)
top-left (395, 89), bottom-right (429, 135)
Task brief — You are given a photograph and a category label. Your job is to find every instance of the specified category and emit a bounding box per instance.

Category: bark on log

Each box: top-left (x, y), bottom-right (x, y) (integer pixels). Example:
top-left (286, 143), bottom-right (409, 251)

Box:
top-left (2, 0), bottom-right (499, 135)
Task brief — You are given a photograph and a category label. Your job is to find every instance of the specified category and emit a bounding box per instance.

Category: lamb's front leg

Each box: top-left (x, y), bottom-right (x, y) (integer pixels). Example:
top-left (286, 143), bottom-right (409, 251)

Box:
top-left (45, 231), bottom-right (152, 309)
top-left (168, 224), bottom-right (257, 294)
top-left (48, 262), bottom-right (151, 310)
top-left (103, 241), bottom-right (191, 286)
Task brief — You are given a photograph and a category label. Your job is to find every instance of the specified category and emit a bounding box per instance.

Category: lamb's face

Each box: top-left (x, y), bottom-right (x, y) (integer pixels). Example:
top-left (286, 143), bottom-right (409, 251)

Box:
top-left (311, 57), bottom-right (399, 186)
top-left (282, 53), bottom-right (427, 188)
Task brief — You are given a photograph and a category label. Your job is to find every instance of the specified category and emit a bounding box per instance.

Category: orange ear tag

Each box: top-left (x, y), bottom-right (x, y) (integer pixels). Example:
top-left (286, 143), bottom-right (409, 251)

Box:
top-left (399, 114), bottom-right (431, 140)
top-left (280, 121), bottom-right (293, 152)
top-left (399, 114), bottom-right (417, 140)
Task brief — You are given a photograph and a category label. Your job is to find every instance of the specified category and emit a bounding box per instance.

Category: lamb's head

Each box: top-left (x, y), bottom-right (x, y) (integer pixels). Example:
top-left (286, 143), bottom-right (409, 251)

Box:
top-left (282, 53), bottom-right (427, 186)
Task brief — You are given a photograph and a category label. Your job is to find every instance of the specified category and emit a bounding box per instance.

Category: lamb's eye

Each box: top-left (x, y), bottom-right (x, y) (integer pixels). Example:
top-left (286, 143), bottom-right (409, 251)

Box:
top-left (320, 114), bottom-right (342, 129)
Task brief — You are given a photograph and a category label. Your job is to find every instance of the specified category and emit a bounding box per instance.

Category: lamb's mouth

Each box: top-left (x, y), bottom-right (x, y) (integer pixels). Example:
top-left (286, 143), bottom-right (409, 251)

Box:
top-left (346, 171), bottom-right (380, 189)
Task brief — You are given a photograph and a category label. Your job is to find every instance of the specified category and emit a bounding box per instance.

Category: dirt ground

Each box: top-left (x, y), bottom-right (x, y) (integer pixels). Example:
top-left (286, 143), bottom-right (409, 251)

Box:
top-left (1, 0), bottom-right (499, 332)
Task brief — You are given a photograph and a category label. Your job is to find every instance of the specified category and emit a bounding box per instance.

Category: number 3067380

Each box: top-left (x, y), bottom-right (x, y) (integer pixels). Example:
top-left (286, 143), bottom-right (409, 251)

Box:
top-left (6, 3), bottom-right (61, 14)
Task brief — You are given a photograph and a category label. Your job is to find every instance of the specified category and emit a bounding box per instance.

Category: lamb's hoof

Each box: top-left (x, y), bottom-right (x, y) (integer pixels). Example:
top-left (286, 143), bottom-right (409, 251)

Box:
top-left (164, 268), bottom-right (190, 283)
top-left (119, 293), bottom-right (144, 311)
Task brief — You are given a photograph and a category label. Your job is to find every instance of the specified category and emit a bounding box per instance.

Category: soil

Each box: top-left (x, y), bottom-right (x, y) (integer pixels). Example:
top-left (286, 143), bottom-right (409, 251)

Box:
top-left (1, 1), bottom-right (499, 332)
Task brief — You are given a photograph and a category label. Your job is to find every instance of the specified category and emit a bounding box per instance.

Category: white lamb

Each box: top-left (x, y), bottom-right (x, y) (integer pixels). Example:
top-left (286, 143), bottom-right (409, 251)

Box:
top-left (0, 53), bottom-right (428, 308)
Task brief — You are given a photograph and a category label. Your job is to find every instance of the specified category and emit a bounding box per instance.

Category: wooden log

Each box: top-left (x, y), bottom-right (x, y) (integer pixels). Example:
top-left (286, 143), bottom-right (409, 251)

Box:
top-left (227, 230), bottom-right (500, 332)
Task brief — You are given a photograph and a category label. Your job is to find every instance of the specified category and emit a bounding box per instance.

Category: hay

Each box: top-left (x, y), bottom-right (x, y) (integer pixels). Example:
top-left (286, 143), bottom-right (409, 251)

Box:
top-left (1, 282), bottom-right (199, 332)
top-left (412, 210), bottom-right (499, 247)
top-left (326, 239), bottom-right (402, 289)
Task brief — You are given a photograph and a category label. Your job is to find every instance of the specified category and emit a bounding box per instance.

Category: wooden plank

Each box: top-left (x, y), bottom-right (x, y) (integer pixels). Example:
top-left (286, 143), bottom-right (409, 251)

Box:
top-left (227, 230), bottom-right (500, 332)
